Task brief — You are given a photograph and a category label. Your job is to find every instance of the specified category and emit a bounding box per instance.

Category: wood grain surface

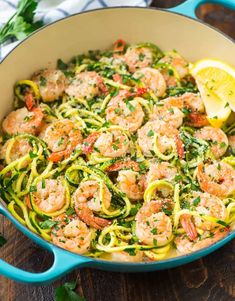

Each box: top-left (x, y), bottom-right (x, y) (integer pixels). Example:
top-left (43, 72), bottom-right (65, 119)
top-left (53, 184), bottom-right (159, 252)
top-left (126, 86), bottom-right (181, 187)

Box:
top-left (1, 1), bottom-right (235, 300)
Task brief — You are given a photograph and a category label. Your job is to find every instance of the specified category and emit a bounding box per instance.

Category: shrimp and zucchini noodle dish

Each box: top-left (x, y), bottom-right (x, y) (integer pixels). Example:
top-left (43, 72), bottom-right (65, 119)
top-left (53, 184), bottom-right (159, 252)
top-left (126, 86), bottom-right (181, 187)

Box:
top-left (1, 40), bottom-right (235, 262)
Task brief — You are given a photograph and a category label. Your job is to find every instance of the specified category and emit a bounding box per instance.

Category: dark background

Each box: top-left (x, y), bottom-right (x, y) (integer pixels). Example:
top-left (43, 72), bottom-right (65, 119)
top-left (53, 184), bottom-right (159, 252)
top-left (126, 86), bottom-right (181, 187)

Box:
top-left (1, 1), bottom-right (235, 300)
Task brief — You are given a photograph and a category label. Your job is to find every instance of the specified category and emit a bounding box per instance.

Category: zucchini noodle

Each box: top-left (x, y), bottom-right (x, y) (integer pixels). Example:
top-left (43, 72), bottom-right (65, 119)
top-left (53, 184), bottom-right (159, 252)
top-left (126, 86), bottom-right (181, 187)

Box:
top-left (0, 40), bottom-right (234, 262)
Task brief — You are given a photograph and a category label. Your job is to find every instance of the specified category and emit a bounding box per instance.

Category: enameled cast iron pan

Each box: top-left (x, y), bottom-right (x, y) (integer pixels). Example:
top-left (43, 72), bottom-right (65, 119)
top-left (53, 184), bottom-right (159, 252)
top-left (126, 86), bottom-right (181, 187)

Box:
top-left (0, 0), bottom-right (235, 284)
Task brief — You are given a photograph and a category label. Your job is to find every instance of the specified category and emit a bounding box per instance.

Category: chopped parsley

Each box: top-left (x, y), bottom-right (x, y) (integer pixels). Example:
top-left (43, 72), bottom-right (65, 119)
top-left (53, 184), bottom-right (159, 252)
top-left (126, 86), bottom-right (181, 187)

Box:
top-left (168, 69), bottom-right (174, 76)
top-left (174, 174), bottom-right (182, 182)
top-left (23, 115), bottom-right (31, 122)
top-left (112, 144), bottom-right (119, 151)
top-left (57, 58), bottom-right (68, 71)
top-left (139, 53), bottom-right (145, 61)
top-left (151, 228), bottom-right (157, 235)
top-left (41, 178), bottom-right (46, 189)
top-left (57, 137), bottom-right (65, 147)
top-left (66, 207), bottom-right (75, 216)
top-left (29, 185), bottom-right (37, 192)
top-left (193, 196), bottom-right (201, 206)
top-left (181, 107), bottom-right (192, 115)
top-left (39, 76), bottom-right (47, 86)
top-left (124, 248), bottom-right (136, 256)
top-left (39, 220), bottom-right (58, 229)
top-left (220, 142), bottom-right (227, 148)
top-left (29, 150), bottom-right (37, 159)
top-left (147, 129), bottom-right (154, 137)
top-left (114, 108), bottom-right (121, 114)
top-left (153, 238), bottom-right (158, 246)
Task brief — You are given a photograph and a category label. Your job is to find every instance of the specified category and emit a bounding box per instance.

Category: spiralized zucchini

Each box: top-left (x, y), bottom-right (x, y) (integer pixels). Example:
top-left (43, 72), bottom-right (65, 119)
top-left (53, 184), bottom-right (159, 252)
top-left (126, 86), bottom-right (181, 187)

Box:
top-left (0, 40), bottom-right (234, 262)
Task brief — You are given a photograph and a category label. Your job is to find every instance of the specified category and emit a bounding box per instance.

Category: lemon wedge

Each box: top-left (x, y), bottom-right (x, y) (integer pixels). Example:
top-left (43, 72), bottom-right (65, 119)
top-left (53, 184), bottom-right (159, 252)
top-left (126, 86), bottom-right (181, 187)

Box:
top-left (190, 59), bottom-right (235, 127)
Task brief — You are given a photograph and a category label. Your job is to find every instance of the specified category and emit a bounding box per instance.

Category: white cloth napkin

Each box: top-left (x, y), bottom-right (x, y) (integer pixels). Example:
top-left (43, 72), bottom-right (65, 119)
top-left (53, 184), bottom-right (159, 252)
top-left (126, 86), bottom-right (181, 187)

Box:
top-left (0, 0), bottom-right (151, 60)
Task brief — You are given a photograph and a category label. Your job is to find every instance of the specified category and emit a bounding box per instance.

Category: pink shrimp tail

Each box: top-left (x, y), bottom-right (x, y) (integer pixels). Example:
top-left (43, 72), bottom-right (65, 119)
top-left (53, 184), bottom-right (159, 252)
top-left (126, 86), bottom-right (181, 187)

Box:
top-left (75, 204), bottom-right (110, 230)
top-left (181, 214), bottom-right (198, 241)
top-left (175, 135), bottom-right (185, 159)
top-left (24, 92), bottom-right (36, 111)
top-left (82, 132), bottom-right (100, 154)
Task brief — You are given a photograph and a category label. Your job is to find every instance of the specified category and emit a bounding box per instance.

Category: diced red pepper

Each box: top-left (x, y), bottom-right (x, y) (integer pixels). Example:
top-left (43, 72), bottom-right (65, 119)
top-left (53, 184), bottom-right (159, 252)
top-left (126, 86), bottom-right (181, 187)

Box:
top-left (135, 87), bottom-right (148, 97)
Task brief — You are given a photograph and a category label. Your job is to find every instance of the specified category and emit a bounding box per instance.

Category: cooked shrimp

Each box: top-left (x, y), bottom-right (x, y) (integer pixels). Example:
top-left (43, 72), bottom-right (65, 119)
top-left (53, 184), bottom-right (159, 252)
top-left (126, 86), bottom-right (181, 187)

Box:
top-left (163, 92), bottom-right (205, 113)
top-left (162, 92), bottom-right (209, 127)
top-left (191, 192), bottom-right (226, 231)
top-left (180, 214), bottom-right (198, 241)
top-left (2, 107), bottom-right (44, 136)
top-left (135, 200), bottom-right (173, 246)
top-left (156, 129), bottom-right (179, 154)
top-left (228, 135), bottom-right (235, 153)
top-left (155, 127), bottom-right (182, 158)
top-left (0, 138), bottom-right (32, 165)
top-left (33, 179), bottom-right (66, 213)
top-left (51, 214), bottom-right (92, 254)
top-left (137, 120), bottom-right (183, 158)
top-left (117, 170), bottom-right (145, 200)
top-left (137, 121), bottom-right (161, 157)
top-left (106, 90), bottom-right (144, 132)
top-left (159, 51), bottom-right (189, 79)
top-left (194, 126), bottom-right (228, 159)
top-left (151, 105), bottom-right (184, 129)
top-left (197, 162), bottom-right (235, 197)
top-left (146, 162), bottom-right (177, 184)
top-left (94, 129), bottom-right (129, 158)
top-left (32, 69), bottom-right (66, 102)
top-left (133, 67), bottom-right (166, 97)
top-left (180, 191), bottom-right (227, 241)
top-left (159, 68), bottom-right (178, 88)
top-left (41, 119), bottom-right (83, 162)
top-left (124, 46), bottom-right (153, 72)
top-left (73, 180), bottom-right (111, 230)
top-left (66, 71), bottom-right (106, 100)
top-left (194, 126), bottom-right (228, 158)
top-left (175, 227), bottom-right (229, 255)
top-left (109, 251), bottom-right (143, 262)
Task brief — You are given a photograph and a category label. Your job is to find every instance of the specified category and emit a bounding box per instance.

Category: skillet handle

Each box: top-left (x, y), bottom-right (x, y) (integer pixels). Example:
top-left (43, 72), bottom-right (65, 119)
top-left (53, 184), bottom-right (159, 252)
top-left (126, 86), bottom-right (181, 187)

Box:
top-left (0, 204), bottom-right (92, 284)
top-left (167, 0), bottom-right (235, 19)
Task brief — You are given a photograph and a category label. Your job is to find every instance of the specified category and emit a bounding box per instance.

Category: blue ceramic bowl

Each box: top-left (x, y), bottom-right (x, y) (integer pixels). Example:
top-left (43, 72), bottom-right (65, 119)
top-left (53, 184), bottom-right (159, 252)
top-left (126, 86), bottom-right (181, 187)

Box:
top-left (0, 0), bottom-right (235, 284)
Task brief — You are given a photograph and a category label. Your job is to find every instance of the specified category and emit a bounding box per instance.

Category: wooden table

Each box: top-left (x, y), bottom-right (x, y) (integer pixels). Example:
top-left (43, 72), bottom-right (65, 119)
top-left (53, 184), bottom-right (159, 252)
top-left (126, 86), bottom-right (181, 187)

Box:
top-left (1, 1), bottom-right (235, 300)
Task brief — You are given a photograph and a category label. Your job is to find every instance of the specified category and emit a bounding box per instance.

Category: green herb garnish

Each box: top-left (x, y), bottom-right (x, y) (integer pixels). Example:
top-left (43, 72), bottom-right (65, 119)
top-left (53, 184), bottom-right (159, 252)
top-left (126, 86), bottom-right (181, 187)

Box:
top-left (66, 207), bottom-right (75, 216)
top-left (0, 0), bottom-right (43, 44)
top-left (55, 282), bottom-right (86, 301)
top-left (39, 220), bottom-right (58, 229)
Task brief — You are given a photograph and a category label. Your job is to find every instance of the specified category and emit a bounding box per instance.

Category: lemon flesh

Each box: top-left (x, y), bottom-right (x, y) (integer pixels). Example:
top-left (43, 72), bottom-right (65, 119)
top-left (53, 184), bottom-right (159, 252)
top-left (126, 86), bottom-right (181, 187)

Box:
top-left (190, 59), bottom-right (235, 127)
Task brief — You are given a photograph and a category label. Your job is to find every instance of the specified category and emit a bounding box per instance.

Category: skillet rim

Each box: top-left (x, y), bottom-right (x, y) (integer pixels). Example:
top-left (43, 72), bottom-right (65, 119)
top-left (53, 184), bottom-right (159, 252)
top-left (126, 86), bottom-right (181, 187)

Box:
top-left (0, 5), bottom-right (234, 65)
top-left (0, 6), bottom-right (234, 268)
